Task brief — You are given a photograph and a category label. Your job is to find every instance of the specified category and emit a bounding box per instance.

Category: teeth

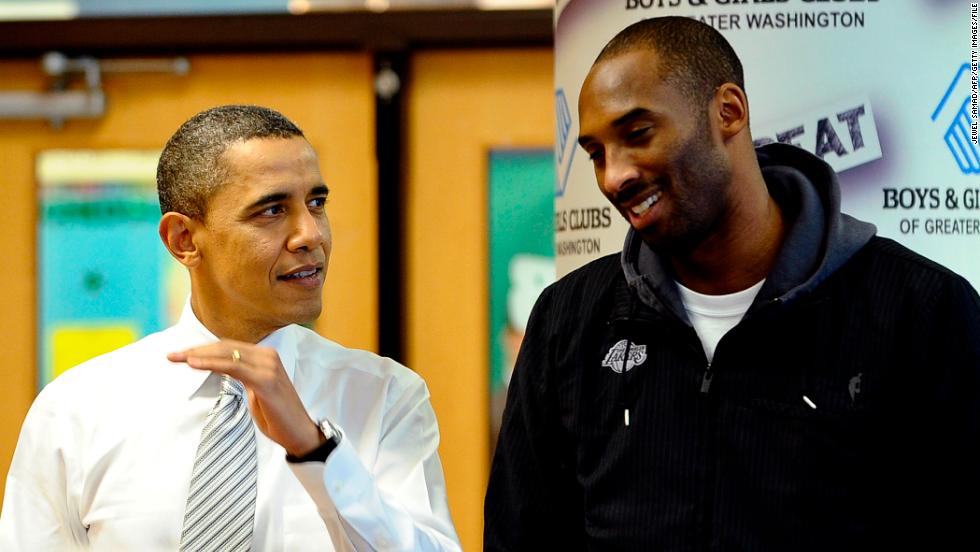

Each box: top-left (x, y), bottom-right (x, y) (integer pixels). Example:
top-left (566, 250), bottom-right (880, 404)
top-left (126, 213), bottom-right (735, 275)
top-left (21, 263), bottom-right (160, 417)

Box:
top-left (286, 269), bottom-right (316, 279)
top-left (630, 192), bottom-right (660, 215)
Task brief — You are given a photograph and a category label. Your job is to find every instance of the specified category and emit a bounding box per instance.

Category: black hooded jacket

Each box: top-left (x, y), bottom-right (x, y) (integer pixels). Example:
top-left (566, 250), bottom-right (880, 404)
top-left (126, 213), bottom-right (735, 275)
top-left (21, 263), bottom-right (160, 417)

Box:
top-left (485, 144), bottom-right (980, 551)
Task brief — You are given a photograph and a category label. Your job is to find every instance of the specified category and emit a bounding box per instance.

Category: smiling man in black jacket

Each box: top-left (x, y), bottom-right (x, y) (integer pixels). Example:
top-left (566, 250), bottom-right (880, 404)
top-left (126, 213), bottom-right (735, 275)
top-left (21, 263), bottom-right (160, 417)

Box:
top-left (485, 16), bottom-right (980, 551)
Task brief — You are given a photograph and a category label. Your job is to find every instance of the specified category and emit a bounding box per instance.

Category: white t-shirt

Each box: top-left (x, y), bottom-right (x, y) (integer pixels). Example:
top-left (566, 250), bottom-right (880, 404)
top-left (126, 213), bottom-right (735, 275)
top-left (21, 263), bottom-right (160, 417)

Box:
top-left (676, 279), bottom-right (766, 362)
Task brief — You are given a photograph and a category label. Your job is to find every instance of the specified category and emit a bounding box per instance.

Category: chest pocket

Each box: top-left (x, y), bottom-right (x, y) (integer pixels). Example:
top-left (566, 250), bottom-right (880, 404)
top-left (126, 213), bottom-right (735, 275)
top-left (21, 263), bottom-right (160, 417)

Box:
top-left (712, 298), bottom-right (889, 533)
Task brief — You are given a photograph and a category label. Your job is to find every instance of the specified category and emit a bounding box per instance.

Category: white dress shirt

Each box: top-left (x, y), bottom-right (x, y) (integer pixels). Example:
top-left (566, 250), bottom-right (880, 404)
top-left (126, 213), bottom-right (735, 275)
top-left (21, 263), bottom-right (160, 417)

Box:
top-left (0, 302), bottom-right (461, 551)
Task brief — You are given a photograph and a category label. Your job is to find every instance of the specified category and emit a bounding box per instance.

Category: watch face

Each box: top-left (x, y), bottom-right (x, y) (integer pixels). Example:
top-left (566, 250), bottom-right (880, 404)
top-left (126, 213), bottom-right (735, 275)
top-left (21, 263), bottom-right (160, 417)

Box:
top-left (319, 419), bottom-right (338, 442)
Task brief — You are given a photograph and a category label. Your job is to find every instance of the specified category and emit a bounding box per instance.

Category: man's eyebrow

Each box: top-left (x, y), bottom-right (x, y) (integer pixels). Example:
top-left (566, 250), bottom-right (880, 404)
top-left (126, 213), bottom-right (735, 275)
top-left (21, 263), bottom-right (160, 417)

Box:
top-left (244, 184), bottom-right (329, 211)
top-left (578, 107), bottom-right (656, 148)
top-left (246, 192), bottom-right (288, 211)
top-left (611, 107), bottom-right (654, 128)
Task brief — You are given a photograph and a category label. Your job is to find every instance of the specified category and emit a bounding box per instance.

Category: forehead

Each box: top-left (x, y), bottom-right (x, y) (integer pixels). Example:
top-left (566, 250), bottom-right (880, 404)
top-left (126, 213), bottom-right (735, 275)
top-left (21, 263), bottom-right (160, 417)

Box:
top-left (204, 137), bottom-right (322, 215)
top-left (579, 50), bottom-right (688, 129)
top-left (220, 136), bottom-right (318, 177)
top-left (219, 136), bottom-right (321, 189)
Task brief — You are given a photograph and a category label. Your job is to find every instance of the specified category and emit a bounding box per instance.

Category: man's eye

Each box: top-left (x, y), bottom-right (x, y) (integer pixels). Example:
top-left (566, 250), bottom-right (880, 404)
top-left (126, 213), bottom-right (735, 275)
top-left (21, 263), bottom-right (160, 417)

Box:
top-left (588, 149), bottom-right (604, 162)
top-left (259, 205), bottom-right (285, 216)
top-left (627, 127), bottom-right (651, 141)
top-left (308, 197), bottom-right (327, 209)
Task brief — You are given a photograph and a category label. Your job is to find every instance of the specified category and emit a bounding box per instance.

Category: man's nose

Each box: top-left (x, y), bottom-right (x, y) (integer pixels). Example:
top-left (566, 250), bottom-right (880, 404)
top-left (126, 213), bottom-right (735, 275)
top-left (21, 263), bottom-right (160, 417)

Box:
top-left (603, 150), bottom-right (641, 197)
top-left (288, 209), bottom-right (324, 252)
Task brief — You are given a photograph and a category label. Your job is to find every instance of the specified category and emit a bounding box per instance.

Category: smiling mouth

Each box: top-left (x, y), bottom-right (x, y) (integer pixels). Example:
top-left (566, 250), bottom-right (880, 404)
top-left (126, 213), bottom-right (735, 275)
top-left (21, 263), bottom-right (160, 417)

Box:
top-left (630, 191), bottom-right (661, 216)
top-left (278, 267), bottom-right (322, 281)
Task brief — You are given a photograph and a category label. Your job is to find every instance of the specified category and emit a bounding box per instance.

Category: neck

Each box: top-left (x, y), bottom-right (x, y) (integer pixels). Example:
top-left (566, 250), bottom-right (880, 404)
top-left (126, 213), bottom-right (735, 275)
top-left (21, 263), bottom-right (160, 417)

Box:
top-left (671, 169), bottom-right (784, 295)
top-left (189, 290), bottom-right (276, 344)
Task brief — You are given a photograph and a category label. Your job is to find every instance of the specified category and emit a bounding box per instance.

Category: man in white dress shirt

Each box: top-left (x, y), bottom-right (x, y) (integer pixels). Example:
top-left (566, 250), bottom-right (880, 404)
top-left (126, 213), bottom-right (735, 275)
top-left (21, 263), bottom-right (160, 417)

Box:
top-left (0, 105), bottom-right (461, 551)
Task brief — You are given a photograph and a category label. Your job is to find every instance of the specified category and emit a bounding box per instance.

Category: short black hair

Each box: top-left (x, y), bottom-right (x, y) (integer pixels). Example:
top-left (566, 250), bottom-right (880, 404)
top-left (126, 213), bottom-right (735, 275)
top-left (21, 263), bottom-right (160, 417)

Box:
top-left (596, 17), bottom-right (745, 108)
top-left (157, 104), bottom-right (304, 219)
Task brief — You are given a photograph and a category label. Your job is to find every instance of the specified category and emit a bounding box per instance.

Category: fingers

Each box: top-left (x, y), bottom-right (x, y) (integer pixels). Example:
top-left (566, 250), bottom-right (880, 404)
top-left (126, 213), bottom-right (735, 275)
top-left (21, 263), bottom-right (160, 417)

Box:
top-left (169, 339), bottom-right (320, 455)
top-left (183, 354), bottom-right (241, 375)
top-left (167, 339), bottom-right (251, 363)
top-left (167, 340), bottom-right (277, 384)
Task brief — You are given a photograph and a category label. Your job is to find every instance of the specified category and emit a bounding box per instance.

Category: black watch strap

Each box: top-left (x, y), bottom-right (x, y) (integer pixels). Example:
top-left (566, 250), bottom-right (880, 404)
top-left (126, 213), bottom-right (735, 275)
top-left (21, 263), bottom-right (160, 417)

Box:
top-left (286, 420), bottom-right (340, 463)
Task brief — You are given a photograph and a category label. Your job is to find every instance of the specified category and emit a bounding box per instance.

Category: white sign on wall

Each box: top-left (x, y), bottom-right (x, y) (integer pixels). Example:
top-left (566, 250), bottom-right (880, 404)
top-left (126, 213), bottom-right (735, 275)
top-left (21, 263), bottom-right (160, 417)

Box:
top-left (555, 1), bottom-right (980, 292)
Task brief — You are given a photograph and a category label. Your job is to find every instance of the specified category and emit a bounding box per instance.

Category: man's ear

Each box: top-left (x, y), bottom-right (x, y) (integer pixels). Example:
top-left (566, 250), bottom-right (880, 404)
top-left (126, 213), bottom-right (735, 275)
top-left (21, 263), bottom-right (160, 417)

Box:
top-left (714, 82), bottom-right (749, 140)
top-left (159, 212), bottom-right (202, 268)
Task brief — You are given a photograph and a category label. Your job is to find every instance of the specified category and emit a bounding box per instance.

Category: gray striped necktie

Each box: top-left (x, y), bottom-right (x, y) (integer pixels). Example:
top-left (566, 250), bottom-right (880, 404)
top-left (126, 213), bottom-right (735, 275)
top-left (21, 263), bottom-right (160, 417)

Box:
top-left (179, 375), bottom-right (258, 552)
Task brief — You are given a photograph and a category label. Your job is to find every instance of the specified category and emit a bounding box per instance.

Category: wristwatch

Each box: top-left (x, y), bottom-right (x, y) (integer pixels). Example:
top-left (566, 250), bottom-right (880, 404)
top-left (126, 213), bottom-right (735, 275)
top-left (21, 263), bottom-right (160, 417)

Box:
top-left (285, 418), bottom-right (341, 463)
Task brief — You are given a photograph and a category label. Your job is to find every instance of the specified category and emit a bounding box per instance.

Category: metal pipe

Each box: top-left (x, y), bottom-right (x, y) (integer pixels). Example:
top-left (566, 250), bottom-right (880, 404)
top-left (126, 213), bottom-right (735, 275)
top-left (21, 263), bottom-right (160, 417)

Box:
top-left (0, 90), bottom-right (105, 127)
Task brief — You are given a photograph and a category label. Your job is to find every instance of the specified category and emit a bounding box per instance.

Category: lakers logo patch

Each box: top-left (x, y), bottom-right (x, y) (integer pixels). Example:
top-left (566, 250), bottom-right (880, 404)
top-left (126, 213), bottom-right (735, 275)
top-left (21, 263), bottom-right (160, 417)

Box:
top-left (602, 339), bottom-right (647, 373)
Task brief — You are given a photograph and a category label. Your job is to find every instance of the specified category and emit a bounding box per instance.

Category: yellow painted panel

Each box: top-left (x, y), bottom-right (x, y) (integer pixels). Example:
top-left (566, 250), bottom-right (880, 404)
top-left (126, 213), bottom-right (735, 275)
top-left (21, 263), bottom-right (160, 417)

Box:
top-left (52, 325), bottom-right (138, 379)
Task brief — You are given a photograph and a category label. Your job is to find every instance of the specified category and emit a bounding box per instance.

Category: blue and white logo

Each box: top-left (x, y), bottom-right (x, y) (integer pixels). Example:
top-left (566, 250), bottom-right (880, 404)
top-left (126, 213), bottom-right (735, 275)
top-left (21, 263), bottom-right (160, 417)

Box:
top-left (932, 63), bottom-right (980, 175)
top-left (555, 88), bottom-right (577, 197)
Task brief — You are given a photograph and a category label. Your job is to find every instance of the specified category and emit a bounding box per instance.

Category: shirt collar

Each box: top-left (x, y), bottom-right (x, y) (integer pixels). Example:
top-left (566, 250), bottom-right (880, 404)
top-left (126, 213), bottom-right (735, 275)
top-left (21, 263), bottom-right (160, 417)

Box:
top-left (172, 297), bottom-right (299, 399)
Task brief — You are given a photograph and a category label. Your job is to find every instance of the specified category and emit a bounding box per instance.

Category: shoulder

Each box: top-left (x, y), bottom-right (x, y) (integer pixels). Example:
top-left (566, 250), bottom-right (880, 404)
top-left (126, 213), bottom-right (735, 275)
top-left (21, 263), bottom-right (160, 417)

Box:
top-left (290, 325), bottom-right (426, 393)
top-left (851, 236), bottom-right (976, 292)
top-left (29, 327), bottom-right (177, 418)
top-left (288, 327), bottom-right (435, 429)
top-left (517, 253), bottom-right (625, 360)
top-left (536, 253), bottom-right (623, 313)
top-left (843, 236), bottom-right (980, 316)
top-left (44, 327), bottom-right (173, 388)
top-left (551, 252), bottom-right (622, 292)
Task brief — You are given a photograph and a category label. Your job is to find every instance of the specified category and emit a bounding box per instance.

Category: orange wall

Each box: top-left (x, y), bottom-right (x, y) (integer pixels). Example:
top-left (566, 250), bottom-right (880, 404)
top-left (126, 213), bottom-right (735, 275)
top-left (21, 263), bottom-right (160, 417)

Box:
top-left (406, 48), bottom-right (554, 552)
top-left (0, 52), bottom-right (378, 501)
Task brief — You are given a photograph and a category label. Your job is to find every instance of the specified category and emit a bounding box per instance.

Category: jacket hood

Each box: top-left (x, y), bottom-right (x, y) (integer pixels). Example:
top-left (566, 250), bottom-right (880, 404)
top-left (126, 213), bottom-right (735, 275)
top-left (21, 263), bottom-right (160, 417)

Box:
top-left (621, 142), bottom-right (876, 323)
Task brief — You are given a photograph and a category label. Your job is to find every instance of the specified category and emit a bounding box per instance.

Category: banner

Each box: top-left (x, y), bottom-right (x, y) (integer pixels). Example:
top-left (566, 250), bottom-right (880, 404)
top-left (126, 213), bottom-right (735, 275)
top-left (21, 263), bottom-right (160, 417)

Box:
top-left (555, 1), bottom-right (980, 291)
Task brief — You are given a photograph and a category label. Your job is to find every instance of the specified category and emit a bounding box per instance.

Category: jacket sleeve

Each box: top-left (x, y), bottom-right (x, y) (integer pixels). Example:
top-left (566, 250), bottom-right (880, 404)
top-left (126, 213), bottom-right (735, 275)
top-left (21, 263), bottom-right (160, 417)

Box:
top-left (484, 285), bottom-right (585, 551)
top-left (916, 274), bottom-right (980, 546)
top-left (288, 376), bottom-right (461, 552)
top-left (0, 388), bottom-right (87, 550)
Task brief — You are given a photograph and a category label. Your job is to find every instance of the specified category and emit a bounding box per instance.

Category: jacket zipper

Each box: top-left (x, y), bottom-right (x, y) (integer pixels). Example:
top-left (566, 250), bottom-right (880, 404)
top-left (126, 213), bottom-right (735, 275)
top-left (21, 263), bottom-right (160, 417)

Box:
top-left (700, 361), bottom-right (713, 394)
top-left (699, 357), bottom-right (717, 552)
top-left (697, 328), bottom-right (717, 551)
